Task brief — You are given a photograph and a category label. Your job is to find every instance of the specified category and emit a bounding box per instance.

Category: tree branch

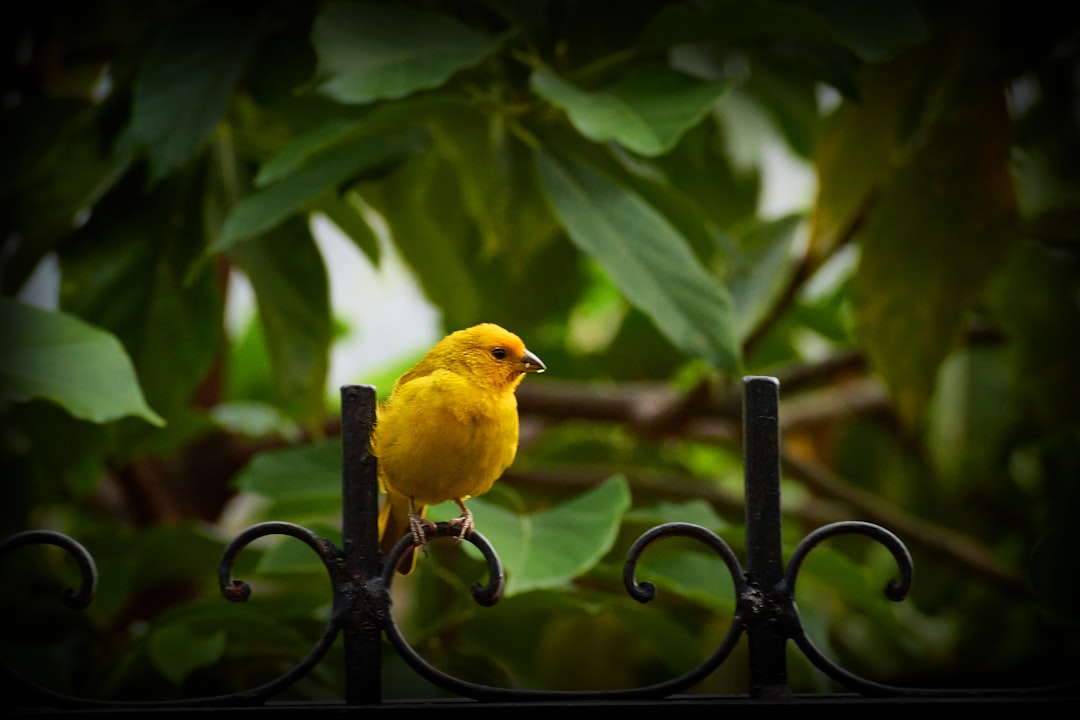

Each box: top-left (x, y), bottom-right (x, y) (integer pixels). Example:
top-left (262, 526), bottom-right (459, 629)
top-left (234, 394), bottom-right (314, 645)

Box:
top-left (515, 372), bottom-right (1031, 598)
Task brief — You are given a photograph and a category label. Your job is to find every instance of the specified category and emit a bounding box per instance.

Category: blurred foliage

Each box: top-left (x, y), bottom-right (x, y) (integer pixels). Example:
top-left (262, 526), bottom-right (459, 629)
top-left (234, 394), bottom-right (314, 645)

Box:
top-left (2, 0), bottom-right (1079, 704)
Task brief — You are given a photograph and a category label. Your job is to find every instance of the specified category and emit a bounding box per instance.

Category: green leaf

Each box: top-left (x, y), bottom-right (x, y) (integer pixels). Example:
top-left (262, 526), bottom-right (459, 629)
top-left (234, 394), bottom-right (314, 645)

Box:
top-left (58, 170), bottom-right (220, 439)
top-left (148, 624), bottom-right (226, 686)
top-left (726, 214), bottom-right (804, 340)
top-left (210, 400), bottom-right (303, 442)
top-left (123, 602), bottom-right (313, 693)
top-left (985, 239), bottom-right (1080, 431)
top-left (795, 543), bottom-right (909, 637)
top-left (853, 87), bottom-right (1016, 424)
top-left (132, 14), bottom-right (256, 179)
top-left (538, 126), bottom-right (726, 268)
top-left (430, 105), bottom-right (559, 264)
top-left (314, 190), bottom-right (381, 267)
top-left (634, 546), bottom-right (737, 613)
top-left (459, 475), bottom-right (631, 596)
top-left (0, 298), bottom-right (164, 426)
top-left (648, 115), bottom-right (760, 231)
top-left (254, 117), bottom-right (361, 188)
top-left (215, 122), bottom-right (428, 252)
top-left (359, 150), bottom-right (481, 329)
top-left (228, 218), bottom-right (332, 425)
top-left (809, 57), bottom-right (924, 254)
top-left (0, 103), bottom-right (135, 293)
top-left (536, 149), bottom-right (741, 373)
top-left (752, 56), bottom-right (836, 155)
top-left (530, 64), bottom-right (733, 157)
top-left (625, 499), bottom-right (729, 531)
top-left (256, 521), bottom-right (342, 575)
top-left (311, 2), bottom-right (506, 104)
top-left (234, 439), bottom-right (342, 501)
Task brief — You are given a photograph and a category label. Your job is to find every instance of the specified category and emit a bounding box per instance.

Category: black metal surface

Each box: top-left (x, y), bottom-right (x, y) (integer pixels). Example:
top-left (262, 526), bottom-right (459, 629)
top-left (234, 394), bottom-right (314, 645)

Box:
top-left (2, 376), bottom-right (1078, 711)
top-left (339, 384), bottom-right (382, 705)
top-left (741, 376), bottom-right (790, 699)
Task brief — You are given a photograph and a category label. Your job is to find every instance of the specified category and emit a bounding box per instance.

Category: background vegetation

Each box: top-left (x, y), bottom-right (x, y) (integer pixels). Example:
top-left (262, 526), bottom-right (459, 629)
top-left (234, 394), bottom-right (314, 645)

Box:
top-left (2, 0), bottom-right (1079, 702)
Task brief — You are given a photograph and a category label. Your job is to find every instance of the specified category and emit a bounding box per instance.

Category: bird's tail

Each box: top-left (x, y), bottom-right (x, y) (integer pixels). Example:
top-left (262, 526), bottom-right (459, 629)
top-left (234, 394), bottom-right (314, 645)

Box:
top-left (378, 492), bottom-right (424, 574)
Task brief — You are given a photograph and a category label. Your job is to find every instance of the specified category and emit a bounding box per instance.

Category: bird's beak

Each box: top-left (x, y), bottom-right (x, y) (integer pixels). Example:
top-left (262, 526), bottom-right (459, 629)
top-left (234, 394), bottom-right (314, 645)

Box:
top-left (519, 349), bottom-right (546, 374)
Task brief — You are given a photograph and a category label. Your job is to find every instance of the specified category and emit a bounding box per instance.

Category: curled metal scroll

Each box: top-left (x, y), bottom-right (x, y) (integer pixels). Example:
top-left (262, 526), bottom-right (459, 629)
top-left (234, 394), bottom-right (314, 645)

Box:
top-left (783, 520), bottom-right (916, 696)
top-left (784, 520), bottom-right (1079, 699)
top-left (781, 524), bottom-right (933, 699)
top-left (0, 530), bottom-right (97, 610)
top-left (378, 523), bottom-right (512, 699)
top-left (786, 520), bottom-right (928, 695)
top-left (380, 520), bottom-right (749, 701)
top-left (214, 520), bottom-right (347, 704)
top-left (619, 521), bottom-right (749, 695)
top-left (0, 522), bottom-right (346, 708)
top-left (0, 530), bottom-right (101, 708)
top-left (380, 521), bottom-right (505, 608)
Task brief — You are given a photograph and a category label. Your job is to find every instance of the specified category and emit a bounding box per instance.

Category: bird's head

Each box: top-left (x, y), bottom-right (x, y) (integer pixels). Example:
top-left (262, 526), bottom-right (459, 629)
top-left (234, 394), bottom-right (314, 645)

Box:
top-left (443, 323), bottom-right (545, 390)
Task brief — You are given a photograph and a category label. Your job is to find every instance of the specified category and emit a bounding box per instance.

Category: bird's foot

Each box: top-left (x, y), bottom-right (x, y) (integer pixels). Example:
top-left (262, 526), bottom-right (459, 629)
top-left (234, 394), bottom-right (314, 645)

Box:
top-left (447, 506), bottom-right (474, 542)
top-left (408, 513), bottom-right (437, 557)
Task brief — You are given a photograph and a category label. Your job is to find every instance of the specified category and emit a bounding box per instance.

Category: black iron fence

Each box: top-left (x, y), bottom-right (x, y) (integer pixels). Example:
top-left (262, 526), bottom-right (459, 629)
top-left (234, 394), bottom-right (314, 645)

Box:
top-left (2, 376), bottom-right (1077, 714)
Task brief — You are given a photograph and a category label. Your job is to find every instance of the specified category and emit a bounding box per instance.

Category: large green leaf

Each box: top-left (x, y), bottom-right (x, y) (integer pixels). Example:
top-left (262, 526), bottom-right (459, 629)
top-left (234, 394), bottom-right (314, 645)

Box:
top-left (530, 64), bottom-right (733, 157)
top-left (311, 2), bottom-right (506, 104)
top-left (253, 117), bottom-right (361, 188)
top-left (58, 171), bottom-right (221, 439)
top-left (429, 105), bottom-right (559, 265)
top-left (255, 521), bottom-right (342, 575)
top-left (314, 190), bottom-right (381, 267)
top-left (121, 602), bottom-right (313, 692)
top-left (359, 151), bottom-right (481, 329)
top-left (634, 547), bottom-right (737, 614)
top-left (726, 214), bottom-right (804, 341)
top-left (809, 57), bottom-right (926, 255)
top-left (228, 218), bottom-right (332, 425)
top-left (986, 239), bottom-right (1080, 432)
top-left (648, 115), bottom-right (760, 231)
top-left (853, 86), bottom-right (1016, 424)
top-left (0, 298), bottom-right (163, 426)
top-left (148, 625), bottom-right (226, 686)
top-left (0, 103), bottom-right (135, 293)
top-left (537, 149), bottom-right (741, 373)
top-left (132, 13), bottom-right (256, 179)
top-left (537, 125), bottom-right (726, 267)
top-left (439, 475), bottom-right (631, 596)
top-left (234, 438), bottom-right (342, 501)
top-left (215, 122), bottom-right (429, 252)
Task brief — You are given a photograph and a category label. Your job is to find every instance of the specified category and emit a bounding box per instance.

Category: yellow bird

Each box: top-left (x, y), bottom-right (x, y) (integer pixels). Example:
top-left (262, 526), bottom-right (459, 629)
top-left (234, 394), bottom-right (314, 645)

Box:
top-left (373, 323), bottom-right (546, 574)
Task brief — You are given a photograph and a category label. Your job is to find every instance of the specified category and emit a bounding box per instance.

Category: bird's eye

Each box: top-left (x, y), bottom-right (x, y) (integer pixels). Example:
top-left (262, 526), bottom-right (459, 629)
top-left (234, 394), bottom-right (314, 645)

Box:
top-left (491, 347), bottom-right (507, 360)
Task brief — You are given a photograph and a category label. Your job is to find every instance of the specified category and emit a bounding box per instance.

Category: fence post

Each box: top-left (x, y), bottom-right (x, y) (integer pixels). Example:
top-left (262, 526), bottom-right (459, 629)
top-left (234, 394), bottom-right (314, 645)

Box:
top-left (340, 385), bottom-right (382, 704)
top-left (742, 375), bottom-right (791, 699)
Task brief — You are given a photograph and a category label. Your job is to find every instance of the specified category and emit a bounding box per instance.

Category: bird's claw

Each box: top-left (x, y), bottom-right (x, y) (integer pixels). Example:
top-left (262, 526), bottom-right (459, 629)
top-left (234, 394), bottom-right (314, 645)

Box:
top-left (408, 513), bottom-right (437, 557)
top-left (447, 508), bottom-right (474, 542)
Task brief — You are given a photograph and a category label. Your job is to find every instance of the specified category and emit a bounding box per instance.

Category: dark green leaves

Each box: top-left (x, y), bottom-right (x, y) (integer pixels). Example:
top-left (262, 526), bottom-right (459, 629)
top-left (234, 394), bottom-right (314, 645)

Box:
top-left (432, 475), bottom-right (632, 596)
top-left (531, 65), bottom-right (733, 157)
top-left (852, 87), bottom-right (1016, 423)
top-left (312, 2), bottom-right (506, 104)
top-left (132, 14), bottom-right (256, 179)
top-left (228, 219), bottom-right (332, 425)
top-left (0, 298), bottom-right (163, 426)
top-left (537, 150), bottom-right (741, 373)
top-left (216, 117), bottom-right (430, 253)
top-left (58, 170), bottom-right (222, 436)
